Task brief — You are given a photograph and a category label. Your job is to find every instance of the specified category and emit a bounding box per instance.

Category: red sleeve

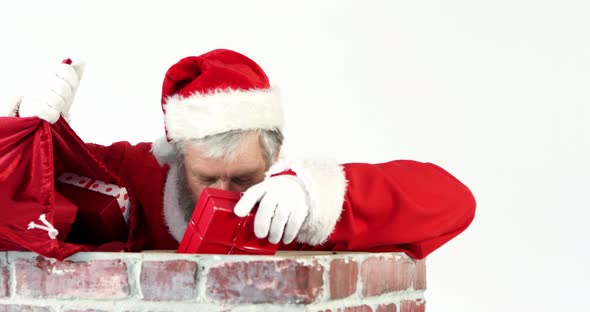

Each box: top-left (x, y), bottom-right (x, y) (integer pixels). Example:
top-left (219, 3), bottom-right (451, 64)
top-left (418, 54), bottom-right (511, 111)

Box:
top-left (85, 142), bottom-right (131, 176)
top-left (328, 160), bottom-right (475, 258)
top-left (277, 159), bottom-right (476, 259)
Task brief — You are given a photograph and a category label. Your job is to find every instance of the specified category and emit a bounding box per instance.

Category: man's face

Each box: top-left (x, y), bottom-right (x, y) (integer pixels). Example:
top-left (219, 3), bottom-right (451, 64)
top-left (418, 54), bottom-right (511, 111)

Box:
top-left (180, 132), bottom-right (268, 204)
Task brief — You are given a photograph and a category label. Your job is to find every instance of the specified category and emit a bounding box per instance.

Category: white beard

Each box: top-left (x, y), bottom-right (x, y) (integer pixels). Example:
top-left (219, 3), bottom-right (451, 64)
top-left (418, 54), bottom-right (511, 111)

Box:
top-left (162, 161), bottom-right (196, 242)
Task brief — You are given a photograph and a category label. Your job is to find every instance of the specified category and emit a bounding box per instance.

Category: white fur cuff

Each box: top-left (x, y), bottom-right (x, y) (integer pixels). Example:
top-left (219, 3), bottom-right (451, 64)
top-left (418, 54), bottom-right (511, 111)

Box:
top-left (269, 158), bottom-right (348, 245)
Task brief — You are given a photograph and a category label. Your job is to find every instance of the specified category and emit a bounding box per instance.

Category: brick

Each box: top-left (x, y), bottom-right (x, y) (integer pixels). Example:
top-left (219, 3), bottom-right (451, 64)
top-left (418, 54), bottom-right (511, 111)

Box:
top-left (413, 260), bottom-right (426, 290)
top-left (0, 265), bottom-right (8, 298)
top-left (0, 305), bottom-right (51, 312)
top-left (117, 310), bottom-right (178, 312)
top-left (361, 256), bottom-right (413, 297)
top-left (140, 260), bottom-right (198, 301)
top-left (319, 307), bottom-right (372, 312)
top-left (342, 306), bottom-right (372, 312)
top-left (329, 258), bottom-right (358, 299)
top-left (376, 304), bottom-right (397, 312)
top-left (15, 256), bottom-right (129, 298)
top-left (207, 259), bottom-right (324, 304)
top-left (400, 299), bottom-right (426, 312)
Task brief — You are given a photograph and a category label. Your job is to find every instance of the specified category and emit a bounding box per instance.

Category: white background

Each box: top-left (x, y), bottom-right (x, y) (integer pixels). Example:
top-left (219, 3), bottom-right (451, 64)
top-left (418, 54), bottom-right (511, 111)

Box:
top-left (1, 1), bottom-right (589, 311)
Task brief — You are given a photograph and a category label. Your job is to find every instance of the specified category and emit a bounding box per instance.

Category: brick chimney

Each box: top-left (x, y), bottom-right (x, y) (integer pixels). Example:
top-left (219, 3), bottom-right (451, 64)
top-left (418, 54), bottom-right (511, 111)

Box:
top-left (0, 251), bottom-right (425, 311)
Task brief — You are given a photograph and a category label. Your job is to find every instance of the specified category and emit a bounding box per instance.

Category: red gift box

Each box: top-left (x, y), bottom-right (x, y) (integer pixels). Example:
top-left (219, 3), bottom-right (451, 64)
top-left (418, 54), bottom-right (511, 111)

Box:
top-left (53, 191), bottom-right (78, 241)
top-left (55, 173), bottom-right (130, 245)
top-left (177, 187), bottom-right (279, 255)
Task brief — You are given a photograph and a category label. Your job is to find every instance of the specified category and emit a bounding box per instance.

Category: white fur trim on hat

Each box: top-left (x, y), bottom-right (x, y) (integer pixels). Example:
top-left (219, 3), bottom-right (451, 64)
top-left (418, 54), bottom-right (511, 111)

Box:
top-left (269, 158), bottom-right (348, 245)
top-left (164, 88), bottom-right (282, 141)
top-left (162, 163), bottom-right (188, 242)
top-left (151, 136), bottom-right (177, 165)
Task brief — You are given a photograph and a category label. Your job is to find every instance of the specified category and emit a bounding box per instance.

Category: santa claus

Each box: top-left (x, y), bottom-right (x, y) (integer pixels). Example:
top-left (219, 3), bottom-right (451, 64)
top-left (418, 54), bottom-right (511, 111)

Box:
top-left (8, 49), bottom-right (475, 259)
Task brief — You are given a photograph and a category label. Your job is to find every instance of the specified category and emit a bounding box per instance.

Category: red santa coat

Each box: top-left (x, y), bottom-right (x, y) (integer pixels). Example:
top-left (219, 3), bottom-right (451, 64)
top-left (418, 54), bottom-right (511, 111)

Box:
top-left (87, 140), bottom-right (476, 259)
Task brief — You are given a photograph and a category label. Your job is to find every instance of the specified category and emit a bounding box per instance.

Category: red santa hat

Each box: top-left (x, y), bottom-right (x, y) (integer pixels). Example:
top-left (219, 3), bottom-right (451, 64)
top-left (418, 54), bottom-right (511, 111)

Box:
top-left (151, 49), bottom-right (282, 164)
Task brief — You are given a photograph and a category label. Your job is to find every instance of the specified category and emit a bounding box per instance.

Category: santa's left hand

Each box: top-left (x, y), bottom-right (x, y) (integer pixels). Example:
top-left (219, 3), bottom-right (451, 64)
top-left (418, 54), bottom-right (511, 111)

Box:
top-left (19, 59), bottom-right (85, 123)
top-left (234, 175), bottom-right (310, 244)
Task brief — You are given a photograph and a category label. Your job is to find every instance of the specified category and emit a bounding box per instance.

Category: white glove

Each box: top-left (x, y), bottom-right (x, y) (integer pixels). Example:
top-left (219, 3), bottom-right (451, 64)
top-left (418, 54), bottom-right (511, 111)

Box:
top-left (19, 60), bottom-right (85, 123)
top-left (234, 175), bottom-right (310, 244)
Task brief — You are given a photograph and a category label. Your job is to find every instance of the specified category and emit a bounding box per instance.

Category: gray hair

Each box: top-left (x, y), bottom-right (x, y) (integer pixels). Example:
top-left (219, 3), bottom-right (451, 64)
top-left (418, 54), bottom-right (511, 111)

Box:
top-left (177, 128), bottom-right (283, 168)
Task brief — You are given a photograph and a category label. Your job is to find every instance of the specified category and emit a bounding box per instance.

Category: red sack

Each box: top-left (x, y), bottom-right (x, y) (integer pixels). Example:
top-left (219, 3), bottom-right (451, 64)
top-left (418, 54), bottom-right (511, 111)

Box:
top-left (53, 191), bottom-right (78, 241)
top-left (55, 172), bottom-right (130, 245)
top-left (0, 116), bottom-right (134, 260)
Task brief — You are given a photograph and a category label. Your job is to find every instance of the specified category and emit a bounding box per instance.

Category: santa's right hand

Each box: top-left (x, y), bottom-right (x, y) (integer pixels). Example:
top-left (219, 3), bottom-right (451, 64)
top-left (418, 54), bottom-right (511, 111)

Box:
top-left (18, 60), bottom-right (85, 124)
